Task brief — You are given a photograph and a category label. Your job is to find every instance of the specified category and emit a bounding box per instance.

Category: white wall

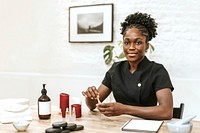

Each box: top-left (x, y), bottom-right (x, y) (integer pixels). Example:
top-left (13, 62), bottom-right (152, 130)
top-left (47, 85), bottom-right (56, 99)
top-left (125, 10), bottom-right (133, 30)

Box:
top-left (0, 0), bottom-right (200, 120)
top-left (0, 72), bottom-right (103, 110)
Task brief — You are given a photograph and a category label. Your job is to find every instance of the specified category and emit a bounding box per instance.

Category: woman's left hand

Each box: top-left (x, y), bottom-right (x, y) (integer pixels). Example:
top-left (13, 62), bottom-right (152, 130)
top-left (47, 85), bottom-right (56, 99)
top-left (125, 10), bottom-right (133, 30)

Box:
top-left (96, 102), bottom-right (125, 116)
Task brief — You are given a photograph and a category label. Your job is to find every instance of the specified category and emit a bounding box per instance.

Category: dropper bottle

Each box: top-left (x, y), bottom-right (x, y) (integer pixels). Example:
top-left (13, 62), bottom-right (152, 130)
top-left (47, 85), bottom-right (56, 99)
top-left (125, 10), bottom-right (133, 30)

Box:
top-left (71, 107), bottom-right (76, 121)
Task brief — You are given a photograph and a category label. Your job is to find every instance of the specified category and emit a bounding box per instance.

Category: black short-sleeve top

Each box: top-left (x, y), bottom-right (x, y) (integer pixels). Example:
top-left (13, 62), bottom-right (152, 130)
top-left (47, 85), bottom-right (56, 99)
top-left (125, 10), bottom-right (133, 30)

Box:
top-left (102, 56), bottom-right (174, 106)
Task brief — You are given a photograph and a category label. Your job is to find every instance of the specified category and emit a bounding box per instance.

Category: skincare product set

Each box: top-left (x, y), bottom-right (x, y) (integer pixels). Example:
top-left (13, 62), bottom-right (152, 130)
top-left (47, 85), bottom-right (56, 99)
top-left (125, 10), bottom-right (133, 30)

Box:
top-left (37, 84), bottom-right (83, 133)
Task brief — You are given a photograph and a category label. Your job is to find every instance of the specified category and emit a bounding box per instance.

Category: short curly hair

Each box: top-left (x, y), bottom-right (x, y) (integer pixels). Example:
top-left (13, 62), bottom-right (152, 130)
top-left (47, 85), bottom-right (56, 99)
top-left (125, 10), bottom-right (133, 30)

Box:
top-left (120, 12), bottom-right (158, 41)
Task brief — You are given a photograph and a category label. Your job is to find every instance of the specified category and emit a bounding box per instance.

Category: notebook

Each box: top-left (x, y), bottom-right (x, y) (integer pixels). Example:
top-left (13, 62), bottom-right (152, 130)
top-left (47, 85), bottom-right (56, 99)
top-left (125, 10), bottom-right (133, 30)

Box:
top-left (121, 119), bottom-right (163, 132)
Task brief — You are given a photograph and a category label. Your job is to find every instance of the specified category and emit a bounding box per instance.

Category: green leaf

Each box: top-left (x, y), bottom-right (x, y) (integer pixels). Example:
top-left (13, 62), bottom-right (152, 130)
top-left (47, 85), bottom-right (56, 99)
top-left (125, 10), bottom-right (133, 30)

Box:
top-left (103, 45), bottom-right (114, 65)
top-left (149, 43), bottom-right (155, 53)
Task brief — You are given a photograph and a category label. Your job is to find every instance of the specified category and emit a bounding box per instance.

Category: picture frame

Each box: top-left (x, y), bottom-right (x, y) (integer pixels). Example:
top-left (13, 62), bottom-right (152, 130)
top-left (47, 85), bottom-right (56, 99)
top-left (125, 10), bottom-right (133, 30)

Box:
top-left (69, 4), bottom-right (114, 43)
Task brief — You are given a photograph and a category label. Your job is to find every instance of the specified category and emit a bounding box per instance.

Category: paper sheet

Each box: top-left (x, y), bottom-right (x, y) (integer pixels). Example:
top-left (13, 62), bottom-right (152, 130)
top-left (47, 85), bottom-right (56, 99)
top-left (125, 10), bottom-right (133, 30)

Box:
top-left (121, 119), bottom-right (163, 132)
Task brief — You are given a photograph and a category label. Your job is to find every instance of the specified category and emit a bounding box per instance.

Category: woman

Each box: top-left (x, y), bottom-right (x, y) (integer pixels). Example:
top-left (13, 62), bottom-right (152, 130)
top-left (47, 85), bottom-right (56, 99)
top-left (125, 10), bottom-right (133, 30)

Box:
top-left (82, 12), bottom-right (174, 120)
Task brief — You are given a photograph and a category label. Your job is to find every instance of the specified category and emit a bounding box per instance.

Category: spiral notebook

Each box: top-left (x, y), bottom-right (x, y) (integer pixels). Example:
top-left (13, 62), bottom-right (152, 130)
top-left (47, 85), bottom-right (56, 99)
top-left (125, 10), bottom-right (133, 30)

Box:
top-left (121, 119), bottom-right (163, 132)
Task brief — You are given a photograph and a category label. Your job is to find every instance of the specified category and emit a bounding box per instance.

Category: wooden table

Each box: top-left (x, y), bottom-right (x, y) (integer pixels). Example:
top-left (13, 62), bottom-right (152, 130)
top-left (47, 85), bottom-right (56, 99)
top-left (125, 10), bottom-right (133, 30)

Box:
top-left (0, 106), bottom-right (199, 133)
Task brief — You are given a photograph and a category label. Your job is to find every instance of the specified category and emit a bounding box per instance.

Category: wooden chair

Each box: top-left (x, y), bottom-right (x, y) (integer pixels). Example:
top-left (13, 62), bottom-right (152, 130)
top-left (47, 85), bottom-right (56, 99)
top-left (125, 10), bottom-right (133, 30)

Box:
top-left (173, 103), bottom-right (184, 119)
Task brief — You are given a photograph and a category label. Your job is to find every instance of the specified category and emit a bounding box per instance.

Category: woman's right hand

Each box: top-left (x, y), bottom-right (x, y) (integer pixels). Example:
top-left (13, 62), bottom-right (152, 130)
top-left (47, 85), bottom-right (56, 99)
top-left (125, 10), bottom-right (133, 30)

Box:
top-left (82, 86), bottom-right (99, 100)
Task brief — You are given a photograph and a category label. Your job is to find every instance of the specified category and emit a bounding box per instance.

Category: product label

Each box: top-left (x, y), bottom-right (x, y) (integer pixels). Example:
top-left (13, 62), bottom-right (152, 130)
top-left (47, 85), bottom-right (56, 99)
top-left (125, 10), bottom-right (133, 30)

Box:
top-left (38, 101), bottom-right (51, 115)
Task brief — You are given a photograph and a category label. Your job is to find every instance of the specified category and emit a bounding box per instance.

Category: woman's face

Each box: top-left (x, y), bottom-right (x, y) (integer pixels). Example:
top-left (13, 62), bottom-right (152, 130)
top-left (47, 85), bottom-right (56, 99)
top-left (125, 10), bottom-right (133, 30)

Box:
top-left (123, 27), bottom-right (149, 63)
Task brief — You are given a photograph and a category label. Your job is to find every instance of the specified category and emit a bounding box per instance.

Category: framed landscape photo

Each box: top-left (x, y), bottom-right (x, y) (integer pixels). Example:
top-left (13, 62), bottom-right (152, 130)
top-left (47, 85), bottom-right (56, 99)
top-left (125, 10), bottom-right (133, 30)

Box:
top-left (69, 4), bottom-right (113, 43)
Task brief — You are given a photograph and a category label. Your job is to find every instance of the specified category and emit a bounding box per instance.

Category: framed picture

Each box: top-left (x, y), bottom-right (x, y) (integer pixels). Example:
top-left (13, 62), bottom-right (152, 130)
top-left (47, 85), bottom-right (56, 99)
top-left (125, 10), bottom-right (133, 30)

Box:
top-left (69, 4), bottom-right (114, 43)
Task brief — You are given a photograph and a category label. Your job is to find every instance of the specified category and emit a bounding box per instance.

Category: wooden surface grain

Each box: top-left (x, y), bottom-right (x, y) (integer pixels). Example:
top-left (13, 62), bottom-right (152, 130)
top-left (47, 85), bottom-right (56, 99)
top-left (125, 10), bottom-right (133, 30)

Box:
top-left (0, 106), bottom-right (199, 133)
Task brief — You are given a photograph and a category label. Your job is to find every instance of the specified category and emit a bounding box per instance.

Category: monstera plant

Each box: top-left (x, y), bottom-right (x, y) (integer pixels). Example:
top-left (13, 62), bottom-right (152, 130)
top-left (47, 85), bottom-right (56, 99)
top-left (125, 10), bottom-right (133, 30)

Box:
top-left (103, 40), bottom-right (155, 65)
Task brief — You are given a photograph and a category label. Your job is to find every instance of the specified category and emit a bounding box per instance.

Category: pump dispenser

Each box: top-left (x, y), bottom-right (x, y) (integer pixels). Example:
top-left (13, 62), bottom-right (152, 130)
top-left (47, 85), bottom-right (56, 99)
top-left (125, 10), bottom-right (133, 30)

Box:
top-left (38, 84), bottom-right (51, 119)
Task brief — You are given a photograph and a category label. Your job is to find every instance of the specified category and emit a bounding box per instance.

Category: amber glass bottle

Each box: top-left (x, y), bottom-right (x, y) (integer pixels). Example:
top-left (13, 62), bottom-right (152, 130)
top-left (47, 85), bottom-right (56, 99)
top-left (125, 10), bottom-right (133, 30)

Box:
top-left (38, 84), bottom-right (51, 119)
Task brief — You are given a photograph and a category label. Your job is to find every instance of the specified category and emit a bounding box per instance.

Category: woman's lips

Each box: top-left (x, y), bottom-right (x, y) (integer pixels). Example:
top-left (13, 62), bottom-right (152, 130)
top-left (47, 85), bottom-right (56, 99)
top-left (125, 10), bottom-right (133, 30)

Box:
top-left (128, 53), bottom-right (137, 56)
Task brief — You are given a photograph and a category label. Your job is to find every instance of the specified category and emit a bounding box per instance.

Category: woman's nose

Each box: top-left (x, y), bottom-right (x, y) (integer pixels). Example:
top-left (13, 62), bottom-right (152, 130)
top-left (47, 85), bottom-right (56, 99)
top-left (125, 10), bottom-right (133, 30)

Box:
top-left (129, 43), bottom-right (136, 49)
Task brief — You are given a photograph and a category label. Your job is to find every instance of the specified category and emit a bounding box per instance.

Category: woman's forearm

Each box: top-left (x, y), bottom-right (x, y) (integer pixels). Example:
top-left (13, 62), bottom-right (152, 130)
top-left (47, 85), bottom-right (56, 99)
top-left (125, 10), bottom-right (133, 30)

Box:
top-left (125, 105), bottom-right (173, 120)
